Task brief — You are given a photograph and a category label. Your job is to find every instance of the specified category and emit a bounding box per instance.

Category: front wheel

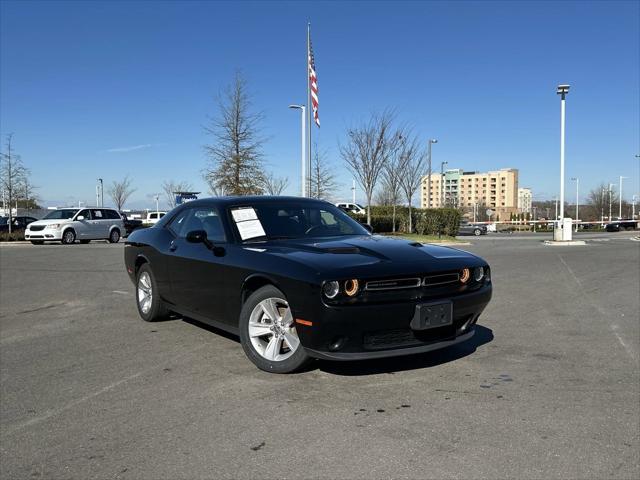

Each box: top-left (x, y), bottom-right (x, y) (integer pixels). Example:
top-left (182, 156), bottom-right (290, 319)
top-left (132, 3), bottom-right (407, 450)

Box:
top-left (109, 229), bottom-right (120, 243)
top-left (61, 229), bottom-right (76, 244)
top-left (474, 229), bottom-right (482, 236)
top-left (136, 264), bottom-right (169, 322)
top-left (239, 285), bottom-right (311, 374)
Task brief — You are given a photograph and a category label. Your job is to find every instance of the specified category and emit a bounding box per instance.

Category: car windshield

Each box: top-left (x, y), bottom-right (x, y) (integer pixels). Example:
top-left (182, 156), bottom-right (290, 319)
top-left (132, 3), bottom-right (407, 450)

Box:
top-left (230, 202), bottom-right (369, 242)
top-left (43, 209), bottom-right (79, 220)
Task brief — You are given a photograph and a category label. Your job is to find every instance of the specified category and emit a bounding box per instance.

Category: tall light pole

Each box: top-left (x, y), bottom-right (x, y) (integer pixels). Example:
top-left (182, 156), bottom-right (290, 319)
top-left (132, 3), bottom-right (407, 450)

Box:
top-left (532, 206), bottom-right (537, 233)
top-left (97, 178), bottom-right (103, 207)
top-left (557, 84), bottom-right (570, 227)
top-left (427, 139), bottom-right (437, 208)
top-left (609, 183), bottom-right (614, 221)
top-left (289, 105), bottom-right (306, 197)
top-left (632, 195), bottom-right (638, 220)
top-left (440, 161), bottom-right (448, 207)
top-left (619, 176), bottom-right (628, 219)
top-left (554, 196), bottom-right (558, 220)
top-left (571, 177), bottom-right (579, 231)
top-left (601, 187), bottom-right (606, 223)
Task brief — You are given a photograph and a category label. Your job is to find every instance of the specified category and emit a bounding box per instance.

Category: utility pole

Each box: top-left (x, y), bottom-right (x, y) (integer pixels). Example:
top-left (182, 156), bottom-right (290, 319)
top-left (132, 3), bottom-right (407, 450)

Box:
top-left (619, 176), bottom-right (627, 219)
top-left (351, 179), bottom-right (356, 204)
top-left (426, 139), bottom-right (437, 207)
top-left (609, 183), bottom-right (614, 221)
top-left (97, 178), bottom-right (104, 207)
top-left (440, 161), bottom-right (448, 207)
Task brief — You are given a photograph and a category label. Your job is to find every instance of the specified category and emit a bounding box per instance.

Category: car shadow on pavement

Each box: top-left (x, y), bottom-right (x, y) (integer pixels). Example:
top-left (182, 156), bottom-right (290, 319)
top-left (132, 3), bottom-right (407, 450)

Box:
top-left (317, 325), bottom-right (494, 376)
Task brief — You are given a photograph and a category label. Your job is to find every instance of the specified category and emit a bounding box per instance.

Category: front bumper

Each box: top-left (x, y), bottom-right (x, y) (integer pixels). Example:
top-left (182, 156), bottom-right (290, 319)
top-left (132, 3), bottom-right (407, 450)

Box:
top-left (25, 229), bottom-right (63, 241)
top-left (297, 283), bottom-right (492, 360)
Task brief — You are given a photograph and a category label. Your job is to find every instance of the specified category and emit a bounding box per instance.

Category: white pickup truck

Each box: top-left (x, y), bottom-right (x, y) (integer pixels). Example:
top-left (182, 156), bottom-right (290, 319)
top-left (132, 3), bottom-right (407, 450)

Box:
top-left (145, 211), bottom-right (166, 225)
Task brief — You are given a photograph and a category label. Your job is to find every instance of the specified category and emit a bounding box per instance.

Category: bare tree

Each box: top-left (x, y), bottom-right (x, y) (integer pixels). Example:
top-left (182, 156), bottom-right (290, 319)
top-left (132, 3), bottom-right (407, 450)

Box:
top-left (380, 131), bottom-right (407, 232)
top-left (310, 145), bottom-right (338, 200)
top-left (262, 172), bottom-right (289, 195)
top-left (0, 134), bottom-right (28, 234)
top-left (397, 133), bottom-right (426, 233)
top-left (162, 180), bottom-right (193, 208)
top-left (374, 180), bottom-right (396, 205)
top-left (586, 183), bottom-right (618, 221)
top-left (204, 72), bottom-right (265, 195)
top-left (340, 110), bottom-right (398, 224)
top-left (108, 176), bottom-right (136, 211)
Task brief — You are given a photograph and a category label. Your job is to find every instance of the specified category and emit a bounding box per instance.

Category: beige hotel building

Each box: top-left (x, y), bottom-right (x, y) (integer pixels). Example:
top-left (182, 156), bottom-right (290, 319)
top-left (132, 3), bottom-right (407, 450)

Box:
top-left (421, 168), bottom-right (520, 218)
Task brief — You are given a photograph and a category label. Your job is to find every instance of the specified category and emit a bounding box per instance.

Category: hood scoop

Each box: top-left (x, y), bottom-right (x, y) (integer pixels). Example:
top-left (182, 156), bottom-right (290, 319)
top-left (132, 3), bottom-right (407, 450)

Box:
top-left (323, 246), bottom-right (361, 254)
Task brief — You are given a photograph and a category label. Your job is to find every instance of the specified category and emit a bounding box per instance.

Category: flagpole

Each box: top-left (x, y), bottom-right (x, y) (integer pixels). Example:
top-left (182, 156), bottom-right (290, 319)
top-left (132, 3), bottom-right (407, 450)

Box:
top-left (306, 22), bottom-right (312, 198)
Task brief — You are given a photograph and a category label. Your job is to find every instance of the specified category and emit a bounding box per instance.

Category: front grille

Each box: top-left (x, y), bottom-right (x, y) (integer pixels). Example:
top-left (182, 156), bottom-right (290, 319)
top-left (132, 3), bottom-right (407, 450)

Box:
top-left (365, 278), bottom-right (422, 291)
top-left (363, 326), bottom-right (456, 350)
top-left (423, 272), bottom-right (460, 286)
top-left (29, 225), bottom-right (45, 231)
top-left (29, 235), bottom-right (44, 239)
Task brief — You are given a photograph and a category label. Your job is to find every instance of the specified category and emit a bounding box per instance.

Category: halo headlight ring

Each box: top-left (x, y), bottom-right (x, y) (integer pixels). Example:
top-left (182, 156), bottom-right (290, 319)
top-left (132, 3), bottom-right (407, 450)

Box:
top-left (344, 279), bottom-right (359, 297)
top-left (322, 281), bottom-right (340, 299)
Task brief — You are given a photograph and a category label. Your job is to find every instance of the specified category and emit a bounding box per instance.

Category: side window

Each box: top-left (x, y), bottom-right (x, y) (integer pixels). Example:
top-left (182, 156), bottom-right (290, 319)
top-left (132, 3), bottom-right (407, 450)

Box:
top-left (104, 210), bottom-right (119, 220)
top-left (167, 209), bottom-right (192, 238)
top-left (91, 209), bottom-right (104, 220)
top-left (193, 207), bottom-right (225, 242)
top-left (77, 209), bottom-right (91, 220)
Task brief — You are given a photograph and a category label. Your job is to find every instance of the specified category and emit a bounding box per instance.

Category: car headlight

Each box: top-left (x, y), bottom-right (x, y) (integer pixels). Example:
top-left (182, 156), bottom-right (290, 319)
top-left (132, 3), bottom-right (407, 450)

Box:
top-left (322, 281), bottom-right (340, 299)
top-left (344, 279), bottom-right (359, 297)
top-left (473, 266), bottom-right (484, 282)
top-left (460, 268), bottom-right (470, 283)
top-left (45, 224), bottom-right (61, 229)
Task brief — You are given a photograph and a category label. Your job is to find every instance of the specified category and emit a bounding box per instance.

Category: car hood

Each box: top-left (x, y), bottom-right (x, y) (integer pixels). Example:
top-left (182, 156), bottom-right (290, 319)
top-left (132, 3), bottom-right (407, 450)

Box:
top-left (245, 235), bottom-right (485, 277)
top-left (27, 219), bottom-right (72, 227)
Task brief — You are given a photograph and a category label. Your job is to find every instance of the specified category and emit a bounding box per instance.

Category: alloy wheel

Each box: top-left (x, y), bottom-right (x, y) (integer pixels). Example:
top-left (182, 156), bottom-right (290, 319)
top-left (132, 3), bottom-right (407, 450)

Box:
top-left (137, 272), bottom-right (153, 314)
top-left (248, 297), bottom-right (300, 362)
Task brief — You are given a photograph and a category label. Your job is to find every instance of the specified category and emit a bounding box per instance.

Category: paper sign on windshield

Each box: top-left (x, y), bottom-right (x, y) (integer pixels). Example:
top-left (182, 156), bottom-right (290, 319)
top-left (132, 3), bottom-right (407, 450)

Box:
top-left (232, 208), bottom-right (266, 240)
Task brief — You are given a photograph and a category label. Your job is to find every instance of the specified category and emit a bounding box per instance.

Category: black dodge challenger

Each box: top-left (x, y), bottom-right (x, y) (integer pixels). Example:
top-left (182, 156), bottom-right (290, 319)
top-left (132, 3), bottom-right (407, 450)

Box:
top-left (124, 196), bottom-right (492, 373)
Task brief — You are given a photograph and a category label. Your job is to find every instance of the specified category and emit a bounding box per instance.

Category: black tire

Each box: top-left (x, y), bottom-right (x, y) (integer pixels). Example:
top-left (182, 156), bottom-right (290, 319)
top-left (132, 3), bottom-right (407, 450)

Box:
top-left (108, 229), bottom-right (121, 243)
top-left (79, 240), bottom-right (91, 244)
top-left (30, 241), bottom-right (44, 245)
top-left (474, 228), bottom-right (482, 236)
top-left (61, 229), bottom-right (76, 244)
top-left (135, 264), bottom-right (169, 322)
top-left (239, 285), bottom-right (311, 374)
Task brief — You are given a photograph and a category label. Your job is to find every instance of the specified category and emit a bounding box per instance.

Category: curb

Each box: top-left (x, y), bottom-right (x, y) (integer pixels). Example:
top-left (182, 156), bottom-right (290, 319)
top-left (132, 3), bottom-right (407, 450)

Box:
top-left (0, 241), bottom-right (31, 246)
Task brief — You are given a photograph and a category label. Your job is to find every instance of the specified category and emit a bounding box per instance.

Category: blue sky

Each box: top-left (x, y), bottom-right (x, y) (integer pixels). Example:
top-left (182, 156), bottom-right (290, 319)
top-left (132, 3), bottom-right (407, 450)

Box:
top-left (1, 0), bottom-right (638, 209)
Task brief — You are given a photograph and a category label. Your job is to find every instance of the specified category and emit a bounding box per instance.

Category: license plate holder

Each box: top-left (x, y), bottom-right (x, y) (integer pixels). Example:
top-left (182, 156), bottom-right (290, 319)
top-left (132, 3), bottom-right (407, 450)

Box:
top-left (410, 301), bottom-right (453, 330)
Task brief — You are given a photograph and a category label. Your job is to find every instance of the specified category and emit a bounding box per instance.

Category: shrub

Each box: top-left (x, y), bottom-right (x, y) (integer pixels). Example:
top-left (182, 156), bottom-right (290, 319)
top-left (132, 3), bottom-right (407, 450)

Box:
top-left (351, 207), bottom-right (461, 236)
top-left (0, 231), bottom-right (26, 242)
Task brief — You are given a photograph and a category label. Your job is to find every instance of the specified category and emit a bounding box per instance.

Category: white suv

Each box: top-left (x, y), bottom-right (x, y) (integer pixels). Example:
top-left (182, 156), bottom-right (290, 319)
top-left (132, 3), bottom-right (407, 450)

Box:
top-left (25, 208), bottom-right (125, 245)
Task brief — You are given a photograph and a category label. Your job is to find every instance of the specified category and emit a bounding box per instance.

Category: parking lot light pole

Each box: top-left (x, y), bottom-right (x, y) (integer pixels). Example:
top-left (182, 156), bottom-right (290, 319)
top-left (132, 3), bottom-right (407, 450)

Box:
top-left (619, 176), bottom-right (627, 219)
top-left (440, 161), bottom-right (448, 207)
top-left (609, 183), bottom-right (614, 221)
top-left (427, 139), bottom-right (437, 207)
top-left (289, 105), bottom-right (306, 197)
top-left (571, 177), bottom-right (579, 231)
top-left (557, 85), bottom-right (570, 227)
top-left (97, 178), bottom-right (104, 207)
top-left (632, 195), bottom-right (638, 220)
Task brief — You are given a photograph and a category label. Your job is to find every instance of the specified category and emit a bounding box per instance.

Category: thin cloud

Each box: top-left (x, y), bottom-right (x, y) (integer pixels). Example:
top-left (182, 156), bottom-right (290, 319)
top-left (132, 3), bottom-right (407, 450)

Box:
top-left (106, 144), bottom-right (154, 153)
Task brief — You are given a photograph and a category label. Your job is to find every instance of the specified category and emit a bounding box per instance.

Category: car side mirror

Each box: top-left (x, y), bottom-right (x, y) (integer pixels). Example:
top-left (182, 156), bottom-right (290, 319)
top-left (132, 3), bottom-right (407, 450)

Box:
top-left (186, 229), bottom-right (208, 244)
top-left (362, 223), bottom-right (373, 233)
top-left (77, 215), bottom-right (85, 221)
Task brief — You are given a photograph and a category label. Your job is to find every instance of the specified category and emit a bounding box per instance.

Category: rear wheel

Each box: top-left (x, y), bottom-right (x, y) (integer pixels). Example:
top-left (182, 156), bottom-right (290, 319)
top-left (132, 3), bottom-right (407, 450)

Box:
top-left (136, 264), bottom-right (169, 322)
top-left (474, 228), bottom-right (482, 236)
top-left (239, 285), bottom-right (311, 374)
top-left (61, 229), bottom-right (76, 244)
top-left (109, 229), bottom-right (120, 243)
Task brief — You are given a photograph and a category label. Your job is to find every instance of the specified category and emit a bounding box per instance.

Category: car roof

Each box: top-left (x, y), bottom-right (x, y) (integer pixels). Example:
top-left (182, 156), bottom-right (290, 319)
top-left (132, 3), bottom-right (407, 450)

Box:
top-left (178, 196), bottom-right (332, 208)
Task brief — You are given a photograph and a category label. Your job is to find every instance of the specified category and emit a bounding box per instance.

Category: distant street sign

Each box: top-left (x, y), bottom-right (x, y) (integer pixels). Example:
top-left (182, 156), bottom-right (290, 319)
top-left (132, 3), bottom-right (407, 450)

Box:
top-left (486, 209), bottom-right (494, 217)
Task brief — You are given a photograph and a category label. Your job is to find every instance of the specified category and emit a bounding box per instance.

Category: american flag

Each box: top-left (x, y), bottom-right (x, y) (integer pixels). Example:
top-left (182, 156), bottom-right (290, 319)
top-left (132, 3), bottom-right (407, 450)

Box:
top-left (308, 37), bottom-right (320, 127)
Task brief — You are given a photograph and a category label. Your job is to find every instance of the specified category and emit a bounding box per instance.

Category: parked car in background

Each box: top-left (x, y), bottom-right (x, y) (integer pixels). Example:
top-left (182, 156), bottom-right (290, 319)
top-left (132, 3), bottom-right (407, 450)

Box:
top-left (145, 211), bottom-right (166, 225)
top-left (0, 216), bottom-right (38, 233)
top-left (124, 196), bottom-right (492, 373)
top-left (458, 221), bottom-right (487, 236)
top-left (605, 220), bottom-right (638, 232)
top-left (336, 202), bottom-right (366, 215)
top-left (121, 212), bottom-right (144, 236)
top-left (25, 208), bottom-right (124, 245)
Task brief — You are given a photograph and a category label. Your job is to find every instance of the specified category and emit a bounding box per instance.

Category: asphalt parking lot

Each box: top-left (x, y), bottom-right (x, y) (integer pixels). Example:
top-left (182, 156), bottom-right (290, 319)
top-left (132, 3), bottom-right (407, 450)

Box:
top-left (1, 233), bottom-right (639, 479)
